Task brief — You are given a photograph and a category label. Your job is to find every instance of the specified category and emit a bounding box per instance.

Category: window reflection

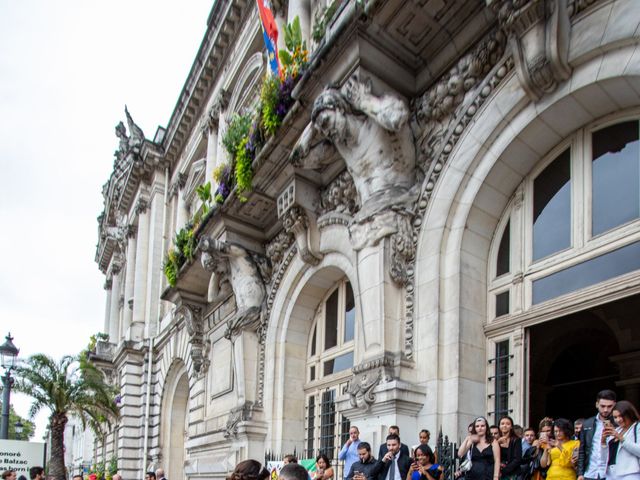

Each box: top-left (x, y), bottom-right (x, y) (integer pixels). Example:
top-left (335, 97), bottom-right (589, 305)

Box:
top-left (324, 289), bottom-right (338, 350)
top-left (533, 149), bottom-right (571, 261)
top-left (592, 121), bottom-right (640, 235)
top-left (496, 221), bottom-right (510, 277)
top-left (532, 240), bottom-right (640, 304)
top-left (344, 282), bottom-right (355, 342)
top-left (496, 291), bottom-right (509, 317)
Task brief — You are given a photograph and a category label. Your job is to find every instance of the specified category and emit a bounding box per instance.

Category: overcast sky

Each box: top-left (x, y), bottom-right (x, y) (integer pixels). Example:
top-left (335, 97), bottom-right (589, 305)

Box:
top-left (0, 0), bottom-right (213, 438)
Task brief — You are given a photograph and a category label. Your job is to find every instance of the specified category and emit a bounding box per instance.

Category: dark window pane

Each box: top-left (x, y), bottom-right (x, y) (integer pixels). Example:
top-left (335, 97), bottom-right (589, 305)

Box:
top-left (319, 390), bottom-right (336, 456)
top-left (532, 240), bottom-right (640, 304)
top-left (494, 341), bottom-right (510, 424)
top-left (306, 395), bottom-right (316, 458)
top-left (310, 366), bottom-right (316, 381)
top-left (323, 351), bottom-right (354, 376)
top-left (324, 289), bottom-right (339, 350)
top-left (496, 220), bottom-right (510, 277)
top-left (495, 291), bottom-right (509, 317)
top-left (311, 325), bottom-right (317, 356)
top-left (533, 149), bottom-right (572, 260)
top-left (344, 282), bottom-right (355, 342)
top-left (592, 121), bottom-right (640, 235)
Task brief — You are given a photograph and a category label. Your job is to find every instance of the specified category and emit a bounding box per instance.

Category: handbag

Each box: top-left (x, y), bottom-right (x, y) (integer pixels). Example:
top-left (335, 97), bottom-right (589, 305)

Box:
top-left (460, 450), bottom-right (473, 472)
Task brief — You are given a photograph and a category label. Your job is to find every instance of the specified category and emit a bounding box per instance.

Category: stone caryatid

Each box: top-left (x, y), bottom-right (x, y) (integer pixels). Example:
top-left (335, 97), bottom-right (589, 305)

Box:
top-left (199, 237), bottom-right (268, 339)
top-left (200, 237), bottom-right (270, 408)
top-left (291, 76), bottom-right (419, 251)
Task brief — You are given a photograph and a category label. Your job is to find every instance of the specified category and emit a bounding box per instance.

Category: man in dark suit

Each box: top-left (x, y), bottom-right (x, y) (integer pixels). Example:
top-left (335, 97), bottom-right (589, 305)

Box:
top-left (577, 389), bottom-right (617, 480)
top-left (378, 426), bottom-right (411, 459)
top-left (376, 434), bottom-right (412, 480)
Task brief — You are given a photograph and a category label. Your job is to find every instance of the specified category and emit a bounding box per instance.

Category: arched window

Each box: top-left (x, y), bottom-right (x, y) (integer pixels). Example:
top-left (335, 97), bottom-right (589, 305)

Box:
top-left (304, 279), bottom-right (355, 458)
top-left (488, 114), bottom-right (640, 320)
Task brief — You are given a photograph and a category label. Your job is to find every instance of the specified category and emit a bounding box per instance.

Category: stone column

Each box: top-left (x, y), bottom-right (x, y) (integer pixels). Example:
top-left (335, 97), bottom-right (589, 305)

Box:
top-left (287, 0), bottom-right (310, 45)
top-left (131, 197), bottom-right (150, 341)
top-left (122, 227), bottom-right (137, 339)
top-left (144, 176), bottom-right (166, 338)
top-left (108, 262), bottom-right (123, 343)
top-left (103, 277), bottom-right (113, 337)
top-left (204, 90), bottom-right (229, 183)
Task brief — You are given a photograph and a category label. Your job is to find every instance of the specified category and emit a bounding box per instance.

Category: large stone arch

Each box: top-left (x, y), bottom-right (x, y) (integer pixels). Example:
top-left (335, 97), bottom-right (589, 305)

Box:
top-left (159, 359), bottom-right (190, 480)
top-left (413, 4), bottom-right (640, 438)
top-left (262, 240), bottom-right (358, 452)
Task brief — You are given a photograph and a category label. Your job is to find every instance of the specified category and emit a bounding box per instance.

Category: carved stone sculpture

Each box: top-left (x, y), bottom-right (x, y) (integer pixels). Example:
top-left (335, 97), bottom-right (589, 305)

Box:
top-left (125, 105), bottom-right (145, 149)
top-left (291, 76), bottom-right (419, 251)
top-left (347, 354), bottom-right (394, 411)
top-left (199, 238), bottom-right (269, 339)
top-left (174, 303), bottom-right (209, 375)
top-left (489, 0), bottom-right (571, 101)
top-left (282, 206), bottom-right (323, 266)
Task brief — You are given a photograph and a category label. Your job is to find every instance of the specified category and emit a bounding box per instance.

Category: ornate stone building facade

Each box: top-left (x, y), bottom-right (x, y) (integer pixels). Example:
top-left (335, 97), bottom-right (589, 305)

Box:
top-left (94, 1), bottom-right (640, 479)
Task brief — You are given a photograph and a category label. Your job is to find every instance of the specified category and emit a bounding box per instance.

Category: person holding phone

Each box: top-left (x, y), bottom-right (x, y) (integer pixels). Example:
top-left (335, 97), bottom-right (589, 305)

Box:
top-left (347, 442), bottom-right (381, 480)
top-left (577, 390), bottom-right (617, 480)
top-left (314, 454), bottom-right (335, 480)
top-left (602, 400), bottom-right (640, 480)
top-left (540, 419), bottom-right (580, 480)
top-left (407, 445), bottom-right (441, 480)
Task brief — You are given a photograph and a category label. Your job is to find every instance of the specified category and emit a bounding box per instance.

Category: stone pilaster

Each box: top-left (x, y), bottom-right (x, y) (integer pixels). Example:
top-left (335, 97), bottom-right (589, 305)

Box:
top-left (103, 277), bottom-right (113, 337)
top-left (144, 179), bottom-right (166, 338)
top-left (108, 261), bottom-right (123, 344)
top-left (131, 197), bottom-right (150, 341)
top-left (122, 227), bottom-right (137, 339)
top-left (203, 91), bottom-right (228, 184)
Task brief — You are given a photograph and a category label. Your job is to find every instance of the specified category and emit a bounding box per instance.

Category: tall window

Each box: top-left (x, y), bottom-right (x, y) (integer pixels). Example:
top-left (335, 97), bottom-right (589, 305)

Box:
top-left (489, 115), bottom-right (640, 319)
top-left (305, 280), bottom-right (355, 458)
top-left (489, 340), bottom-right (511, 423)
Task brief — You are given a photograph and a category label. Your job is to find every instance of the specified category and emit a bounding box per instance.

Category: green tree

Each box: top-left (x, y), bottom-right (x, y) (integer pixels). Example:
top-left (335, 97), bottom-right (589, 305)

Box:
top-left (14, 354), bottom-right (119, 480)
top-left (9, 405), bottom-right (36, 439)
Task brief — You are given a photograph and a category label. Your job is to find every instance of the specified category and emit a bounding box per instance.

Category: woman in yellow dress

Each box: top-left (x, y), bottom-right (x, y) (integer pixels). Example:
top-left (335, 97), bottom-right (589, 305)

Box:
top-left (540, 418), bottom-right (580, 480)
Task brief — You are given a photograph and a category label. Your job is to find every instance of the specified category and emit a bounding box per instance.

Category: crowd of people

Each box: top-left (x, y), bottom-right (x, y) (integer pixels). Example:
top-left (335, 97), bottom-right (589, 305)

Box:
top-left (4, 391), bottom-right (639, 480)
top-left (232, 390), bottom-right (639, 480)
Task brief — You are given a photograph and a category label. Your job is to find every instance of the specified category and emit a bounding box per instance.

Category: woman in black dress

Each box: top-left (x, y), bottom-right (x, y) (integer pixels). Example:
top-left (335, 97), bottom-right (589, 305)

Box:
top-left (458, 417), bottom-right (501, 480)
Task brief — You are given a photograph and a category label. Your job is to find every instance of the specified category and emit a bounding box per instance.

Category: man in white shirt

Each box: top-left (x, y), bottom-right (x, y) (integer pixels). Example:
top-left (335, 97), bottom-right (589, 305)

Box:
top-left (577, 389), bottom-right (617, 480)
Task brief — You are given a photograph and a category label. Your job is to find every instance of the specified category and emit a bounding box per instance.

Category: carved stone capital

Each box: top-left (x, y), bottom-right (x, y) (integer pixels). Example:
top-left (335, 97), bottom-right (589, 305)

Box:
top-left (489, 0), bottom-right (571, 101)
top-left (283, 206), bottom-right (323, 266)
top-left (111, 255), bottom-right (123, 275)
top-left (134, 197), bottom-right (149, 215)
top-left (271, 0), bottom-right (288, 17)
top-left (169, 172), bottom-right (187, 197)
top-left (104, 278), bottom-right (113, 290)
top-left (203, 89), bottom-right (230, 135)
top-left (125, 224), bottom-right (137, 239)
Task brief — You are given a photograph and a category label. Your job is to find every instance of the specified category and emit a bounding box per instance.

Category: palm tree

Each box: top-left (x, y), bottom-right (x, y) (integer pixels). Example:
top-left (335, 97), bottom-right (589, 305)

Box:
top-left (14, 354), bottom-right (119, 480)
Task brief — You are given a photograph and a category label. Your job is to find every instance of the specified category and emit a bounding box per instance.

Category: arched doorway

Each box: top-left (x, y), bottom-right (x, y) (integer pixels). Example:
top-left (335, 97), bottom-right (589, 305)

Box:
top-left (528, 293), bottom-right (640, 426)
top-left (161, 367), bottom-right (189, 480)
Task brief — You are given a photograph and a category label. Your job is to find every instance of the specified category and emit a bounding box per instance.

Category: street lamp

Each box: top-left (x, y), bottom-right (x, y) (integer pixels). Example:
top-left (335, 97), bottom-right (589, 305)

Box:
top-left (0, 332), bottom-right (19, 440)
top-left (14, 420), bottom-right (23, 440)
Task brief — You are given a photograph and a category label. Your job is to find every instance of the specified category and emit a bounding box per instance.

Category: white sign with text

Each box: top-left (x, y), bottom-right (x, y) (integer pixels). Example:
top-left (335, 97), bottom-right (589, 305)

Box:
top-left (0, 440), bottom-right (46, 474)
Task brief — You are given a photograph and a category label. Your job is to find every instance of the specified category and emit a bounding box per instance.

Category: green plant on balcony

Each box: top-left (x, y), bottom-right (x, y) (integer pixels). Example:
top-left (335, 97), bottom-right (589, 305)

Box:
top-left (312, 0), bottom-right (341, 43)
